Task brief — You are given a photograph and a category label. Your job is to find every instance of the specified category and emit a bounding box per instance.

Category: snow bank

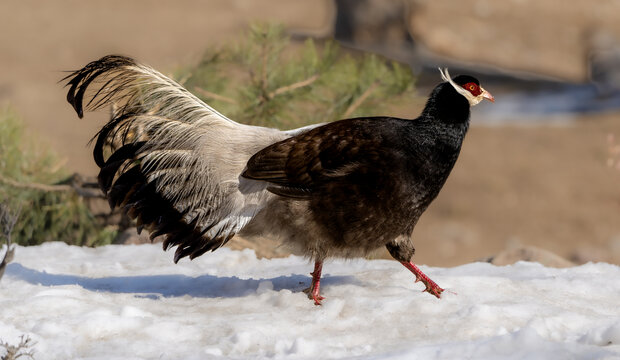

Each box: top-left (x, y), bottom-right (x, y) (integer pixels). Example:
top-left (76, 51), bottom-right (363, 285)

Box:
top-left (1, 242), bottom-right (619, 359)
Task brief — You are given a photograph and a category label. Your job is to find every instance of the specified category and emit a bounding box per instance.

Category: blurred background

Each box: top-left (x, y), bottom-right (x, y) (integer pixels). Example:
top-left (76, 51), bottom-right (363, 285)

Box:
top-left (1, 0), bottom-right (619, 266)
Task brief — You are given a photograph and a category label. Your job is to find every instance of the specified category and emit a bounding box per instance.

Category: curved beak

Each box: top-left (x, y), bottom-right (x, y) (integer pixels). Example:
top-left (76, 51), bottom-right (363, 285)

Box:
top-left (481, 87), bottom-right (495, 103)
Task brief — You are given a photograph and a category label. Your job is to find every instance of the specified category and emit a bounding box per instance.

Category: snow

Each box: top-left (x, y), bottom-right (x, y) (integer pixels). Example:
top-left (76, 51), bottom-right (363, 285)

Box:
top-left (1, 242), bottom-right (620, 360)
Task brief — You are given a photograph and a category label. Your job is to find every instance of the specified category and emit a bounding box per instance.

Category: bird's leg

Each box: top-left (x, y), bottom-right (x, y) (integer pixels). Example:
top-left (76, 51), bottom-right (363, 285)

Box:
top-left (304, 260), bottom-right (325, 305)
top-left (401, 261), bottom-right (444, 298)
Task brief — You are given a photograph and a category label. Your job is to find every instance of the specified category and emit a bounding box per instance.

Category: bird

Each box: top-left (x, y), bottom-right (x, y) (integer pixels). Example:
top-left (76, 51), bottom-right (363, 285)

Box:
top-left (63, 55), bottom-right (494, 305)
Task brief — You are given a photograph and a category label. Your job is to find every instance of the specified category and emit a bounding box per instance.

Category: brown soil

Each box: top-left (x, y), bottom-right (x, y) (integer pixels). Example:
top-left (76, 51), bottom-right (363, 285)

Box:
top-left (1, 1), bottom-right (618, 266)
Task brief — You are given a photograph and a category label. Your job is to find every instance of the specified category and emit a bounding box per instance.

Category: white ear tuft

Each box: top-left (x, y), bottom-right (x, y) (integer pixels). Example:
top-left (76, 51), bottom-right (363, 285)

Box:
top-left (437, 67), bottom-right (482, 106)
top-left (438, 68), bottom-right (451, 83)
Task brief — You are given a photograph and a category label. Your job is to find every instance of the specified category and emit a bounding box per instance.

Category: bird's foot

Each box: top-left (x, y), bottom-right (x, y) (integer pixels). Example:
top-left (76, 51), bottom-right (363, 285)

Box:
top-left (304, 260), bottom-right (324, 305)
top-left (402, 261), bottom-right (444, 299)
top-left (302, 282), bottom-right (325, 305)
top-left (310, 292), bottom-right (325, 306)
top-left (415, 274), bottom-right (444, 298)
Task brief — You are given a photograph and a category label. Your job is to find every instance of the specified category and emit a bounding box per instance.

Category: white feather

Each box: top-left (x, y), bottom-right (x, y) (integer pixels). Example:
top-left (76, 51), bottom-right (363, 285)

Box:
top-left (74, 57), bottom-right (292, 245)
top-left (438, 67), bottom-right (484, 106)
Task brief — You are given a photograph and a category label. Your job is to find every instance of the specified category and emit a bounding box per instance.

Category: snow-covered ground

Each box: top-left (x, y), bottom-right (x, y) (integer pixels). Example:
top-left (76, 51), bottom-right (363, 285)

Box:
top-left (1, 242), bottom-right (619, 360)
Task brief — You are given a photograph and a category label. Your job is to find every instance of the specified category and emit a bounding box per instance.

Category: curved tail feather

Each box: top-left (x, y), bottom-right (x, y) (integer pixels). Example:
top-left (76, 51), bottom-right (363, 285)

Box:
top-left (63, 55), bottom-right (286, 261)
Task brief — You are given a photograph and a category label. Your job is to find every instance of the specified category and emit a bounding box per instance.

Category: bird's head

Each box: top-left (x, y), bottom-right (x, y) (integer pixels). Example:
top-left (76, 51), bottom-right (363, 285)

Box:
top-left (439, 68), bottom-right (494, 106)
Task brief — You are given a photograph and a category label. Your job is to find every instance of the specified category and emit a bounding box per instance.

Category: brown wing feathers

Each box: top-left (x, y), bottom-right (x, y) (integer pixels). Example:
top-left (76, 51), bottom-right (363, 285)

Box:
top-left (242, 119), bottom-right (377, 199)
top-left (242, 139), bottom-right (316, 199)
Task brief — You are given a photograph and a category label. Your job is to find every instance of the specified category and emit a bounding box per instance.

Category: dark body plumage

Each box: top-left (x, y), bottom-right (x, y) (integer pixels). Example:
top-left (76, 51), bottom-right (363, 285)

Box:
top-left (243, 78), bottom-right (471, 262)
top-left (63, 55), bottom-right (489, 304)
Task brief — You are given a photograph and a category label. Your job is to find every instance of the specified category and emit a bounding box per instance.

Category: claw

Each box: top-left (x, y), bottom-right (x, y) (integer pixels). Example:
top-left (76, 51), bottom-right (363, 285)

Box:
top-left (422, 283), bottom-right (444, 299)
top-left (303, 285), bottom-right (326, 305)
top-left (401, 261), bottom-right (444, 299)
top-left (312, 294), bottom-right (325, 306)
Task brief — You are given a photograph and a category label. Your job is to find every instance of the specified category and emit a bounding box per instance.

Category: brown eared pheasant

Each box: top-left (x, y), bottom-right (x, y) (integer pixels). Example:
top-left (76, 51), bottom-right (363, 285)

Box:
top-left (64, 55), bottom-right (494, 305)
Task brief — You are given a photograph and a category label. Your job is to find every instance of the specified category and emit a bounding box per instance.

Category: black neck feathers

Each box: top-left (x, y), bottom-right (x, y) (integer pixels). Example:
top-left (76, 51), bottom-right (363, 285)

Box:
top-left (421, 82), bottom-right (470, 124)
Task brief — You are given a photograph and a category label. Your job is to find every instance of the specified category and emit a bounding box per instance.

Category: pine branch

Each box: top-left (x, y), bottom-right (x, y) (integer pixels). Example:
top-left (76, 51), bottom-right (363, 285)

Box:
top-left (343, 81), bottom-right (380, 118)
top-left (194, 87), bottom-right (237, 104)
top-left (0, 174), bottom-right (73, 192)
top-left (268, 74), bottom-right (319, 98)
top-left (0, 174), bottom-right (103, 198)
top-left (261, 44), bottom-right (268, 91)
top-left (175, 72), bottom-right (192, 86)
top-left (0, 110), bottom-right (117, 247)
top-left (256, 38), bottom-right (270, 103)
top-left (180, 23), bottom-right (415, 129)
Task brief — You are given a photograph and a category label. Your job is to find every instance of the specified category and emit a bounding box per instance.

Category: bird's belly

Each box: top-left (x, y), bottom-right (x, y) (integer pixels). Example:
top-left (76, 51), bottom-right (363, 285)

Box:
top-left (240, 197), bottom-right (414, 260)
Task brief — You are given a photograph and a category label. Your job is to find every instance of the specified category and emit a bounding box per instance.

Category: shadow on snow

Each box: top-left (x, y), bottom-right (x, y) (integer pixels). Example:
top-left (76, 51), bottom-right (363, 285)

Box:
top-left (5, 263), bottom-right (360, 299)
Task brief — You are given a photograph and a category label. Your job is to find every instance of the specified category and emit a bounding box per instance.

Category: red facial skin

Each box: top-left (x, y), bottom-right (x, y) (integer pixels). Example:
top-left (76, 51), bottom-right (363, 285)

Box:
top-left (462, 82), bottom-right (482, 97)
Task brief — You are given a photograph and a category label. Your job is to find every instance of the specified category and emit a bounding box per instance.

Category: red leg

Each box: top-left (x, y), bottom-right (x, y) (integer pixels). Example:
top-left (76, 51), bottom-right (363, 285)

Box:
top-left (308, 260), bottom-right (325, 305)
top-left (401, 261), bottom-right (444, 298)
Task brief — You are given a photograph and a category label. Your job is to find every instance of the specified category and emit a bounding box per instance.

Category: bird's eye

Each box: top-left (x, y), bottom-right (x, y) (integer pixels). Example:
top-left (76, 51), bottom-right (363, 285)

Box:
top-left (469, 85), bottom-right (475, 91)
